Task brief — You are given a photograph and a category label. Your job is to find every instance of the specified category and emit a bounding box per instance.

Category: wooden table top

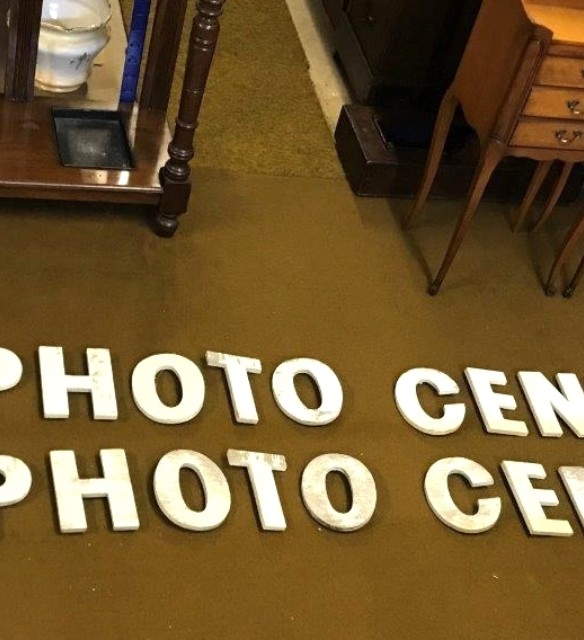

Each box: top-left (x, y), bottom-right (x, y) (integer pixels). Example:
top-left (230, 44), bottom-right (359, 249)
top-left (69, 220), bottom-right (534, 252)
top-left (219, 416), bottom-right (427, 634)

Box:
top-left (523, 1), bottom-right (584, 45)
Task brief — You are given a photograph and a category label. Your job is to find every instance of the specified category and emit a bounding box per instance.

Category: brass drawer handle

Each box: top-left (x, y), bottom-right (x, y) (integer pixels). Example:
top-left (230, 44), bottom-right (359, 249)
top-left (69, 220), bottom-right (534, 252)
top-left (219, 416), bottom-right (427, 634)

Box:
top-left (555, 129), bottom-right (583, 145)
top-left (567, 100), bottom-right (583, 115)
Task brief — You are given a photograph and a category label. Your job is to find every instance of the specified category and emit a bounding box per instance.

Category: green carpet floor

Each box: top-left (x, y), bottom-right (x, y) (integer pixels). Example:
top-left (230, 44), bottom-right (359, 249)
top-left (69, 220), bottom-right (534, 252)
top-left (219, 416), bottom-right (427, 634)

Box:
top-left (1, 2), bottom-right (584, 638)
top-left (119, 0), bottom-right (342, 179)
top-left (1, 177), bottom-right (584, 640)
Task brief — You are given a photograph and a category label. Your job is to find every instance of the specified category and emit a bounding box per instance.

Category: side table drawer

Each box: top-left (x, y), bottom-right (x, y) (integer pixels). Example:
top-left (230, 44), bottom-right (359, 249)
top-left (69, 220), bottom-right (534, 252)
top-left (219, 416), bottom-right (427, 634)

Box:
top-left (523, 87), bottom-right (584, 119)
top-left (511, 118), bottom-right (584, 150)
top-left (536, 56), bottom-right (584, 88)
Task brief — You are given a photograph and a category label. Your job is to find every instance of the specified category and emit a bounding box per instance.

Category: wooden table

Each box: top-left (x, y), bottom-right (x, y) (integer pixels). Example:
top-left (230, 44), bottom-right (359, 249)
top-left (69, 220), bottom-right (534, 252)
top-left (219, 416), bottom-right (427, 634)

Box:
top-left (0, 0), bottom-right (227, 237)
top-left (408, 0), bottom-right (584, 294)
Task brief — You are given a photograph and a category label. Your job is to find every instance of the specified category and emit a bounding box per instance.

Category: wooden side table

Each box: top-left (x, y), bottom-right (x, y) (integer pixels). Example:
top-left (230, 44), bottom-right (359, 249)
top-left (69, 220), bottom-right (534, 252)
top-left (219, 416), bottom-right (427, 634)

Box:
top-left (407, 0), bottom-right (584, 295)
top-left (0, 0), bottom-right (227, 237)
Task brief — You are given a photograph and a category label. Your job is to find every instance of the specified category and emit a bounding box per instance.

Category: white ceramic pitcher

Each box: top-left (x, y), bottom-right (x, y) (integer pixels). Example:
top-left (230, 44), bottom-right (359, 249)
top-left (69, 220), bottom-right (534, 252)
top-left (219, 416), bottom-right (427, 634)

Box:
top-left (35, 0), bottom-right (112, 92)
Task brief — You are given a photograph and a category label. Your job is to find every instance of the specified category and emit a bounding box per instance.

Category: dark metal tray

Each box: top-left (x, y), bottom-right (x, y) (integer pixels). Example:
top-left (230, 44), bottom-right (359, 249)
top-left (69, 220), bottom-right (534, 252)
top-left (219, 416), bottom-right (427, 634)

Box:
top-left (52, 108), bottom-right (134, 170)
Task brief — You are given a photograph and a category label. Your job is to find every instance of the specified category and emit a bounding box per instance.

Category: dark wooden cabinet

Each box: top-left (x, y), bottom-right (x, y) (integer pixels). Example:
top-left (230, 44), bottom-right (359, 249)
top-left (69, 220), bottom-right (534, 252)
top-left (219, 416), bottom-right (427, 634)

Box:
top-left (347, 0), bottom-right (390, 73)
top-left (330, 0), bottom-right (481, 106)
top-left (322, 0), bottom-right (344, 26)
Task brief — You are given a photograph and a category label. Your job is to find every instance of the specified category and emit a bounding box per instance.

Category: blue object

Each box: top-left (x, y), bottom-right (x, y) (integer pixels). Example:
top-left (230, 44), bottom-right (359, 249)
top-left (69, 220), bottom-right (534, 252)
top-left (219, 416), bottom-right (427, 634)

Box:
top-left (119, 0), bottom-right (152, 103)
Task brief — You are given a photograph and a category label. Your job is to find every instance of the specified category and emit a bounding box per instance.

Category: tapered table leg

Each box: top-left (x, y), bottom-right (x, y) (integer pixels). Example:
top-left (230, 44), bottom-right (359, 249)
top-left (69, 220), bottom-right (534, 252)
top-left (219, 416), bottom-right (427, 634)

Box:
top-left (532, 162), bottom-right (574, 232)
top-left (403, 90), bottom-right (458, 230)
top-left (564, 255), bottom-right (584, 298)
top-left (545, 209), bottom-right (584, 296)
top-left (512, 160), bottom-right (552, 231)
top-left (428, 141), bottom-right (503, 295)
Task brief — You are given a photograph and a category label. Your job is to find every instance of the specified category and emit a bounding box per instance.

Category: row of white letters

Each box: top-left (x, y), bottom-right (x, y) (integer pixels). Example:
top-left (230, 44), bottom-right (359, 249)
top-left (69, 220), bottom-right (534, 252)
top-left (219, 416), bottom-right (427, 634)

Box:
top-left (1, 347), bottom-right (582, 435)
top-left (426, 457), bottom-right (584, 537)
top-left (396, 367), bottom-right (584, 437)
top-left (0, 447), bottom-right (581, 537)
top-left (0, 347), bottom-right (343, 425)
top-left (0, 449), bottom-right (377, 533)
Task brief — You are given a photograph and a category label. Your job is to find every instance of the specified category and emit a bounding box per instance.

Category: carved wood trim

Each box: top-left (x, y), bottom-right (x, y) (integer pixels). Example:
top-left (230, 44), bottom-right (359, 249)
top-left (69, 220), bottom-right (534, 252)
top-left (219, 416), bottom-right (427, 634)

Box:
top-left (162, 0), bottom-right (226, 184)
top-left (155, 0), bottom-right (227, 236)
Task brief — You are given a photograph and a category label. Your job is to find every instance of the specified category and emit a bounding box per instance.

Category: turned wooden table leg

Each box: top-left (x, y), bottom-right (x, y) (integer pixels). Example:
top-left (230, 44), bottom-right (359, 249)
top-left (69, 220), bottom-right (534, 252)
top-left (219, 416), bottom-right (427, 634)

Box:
top-left (155, 0), bottom-right (227, 237)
